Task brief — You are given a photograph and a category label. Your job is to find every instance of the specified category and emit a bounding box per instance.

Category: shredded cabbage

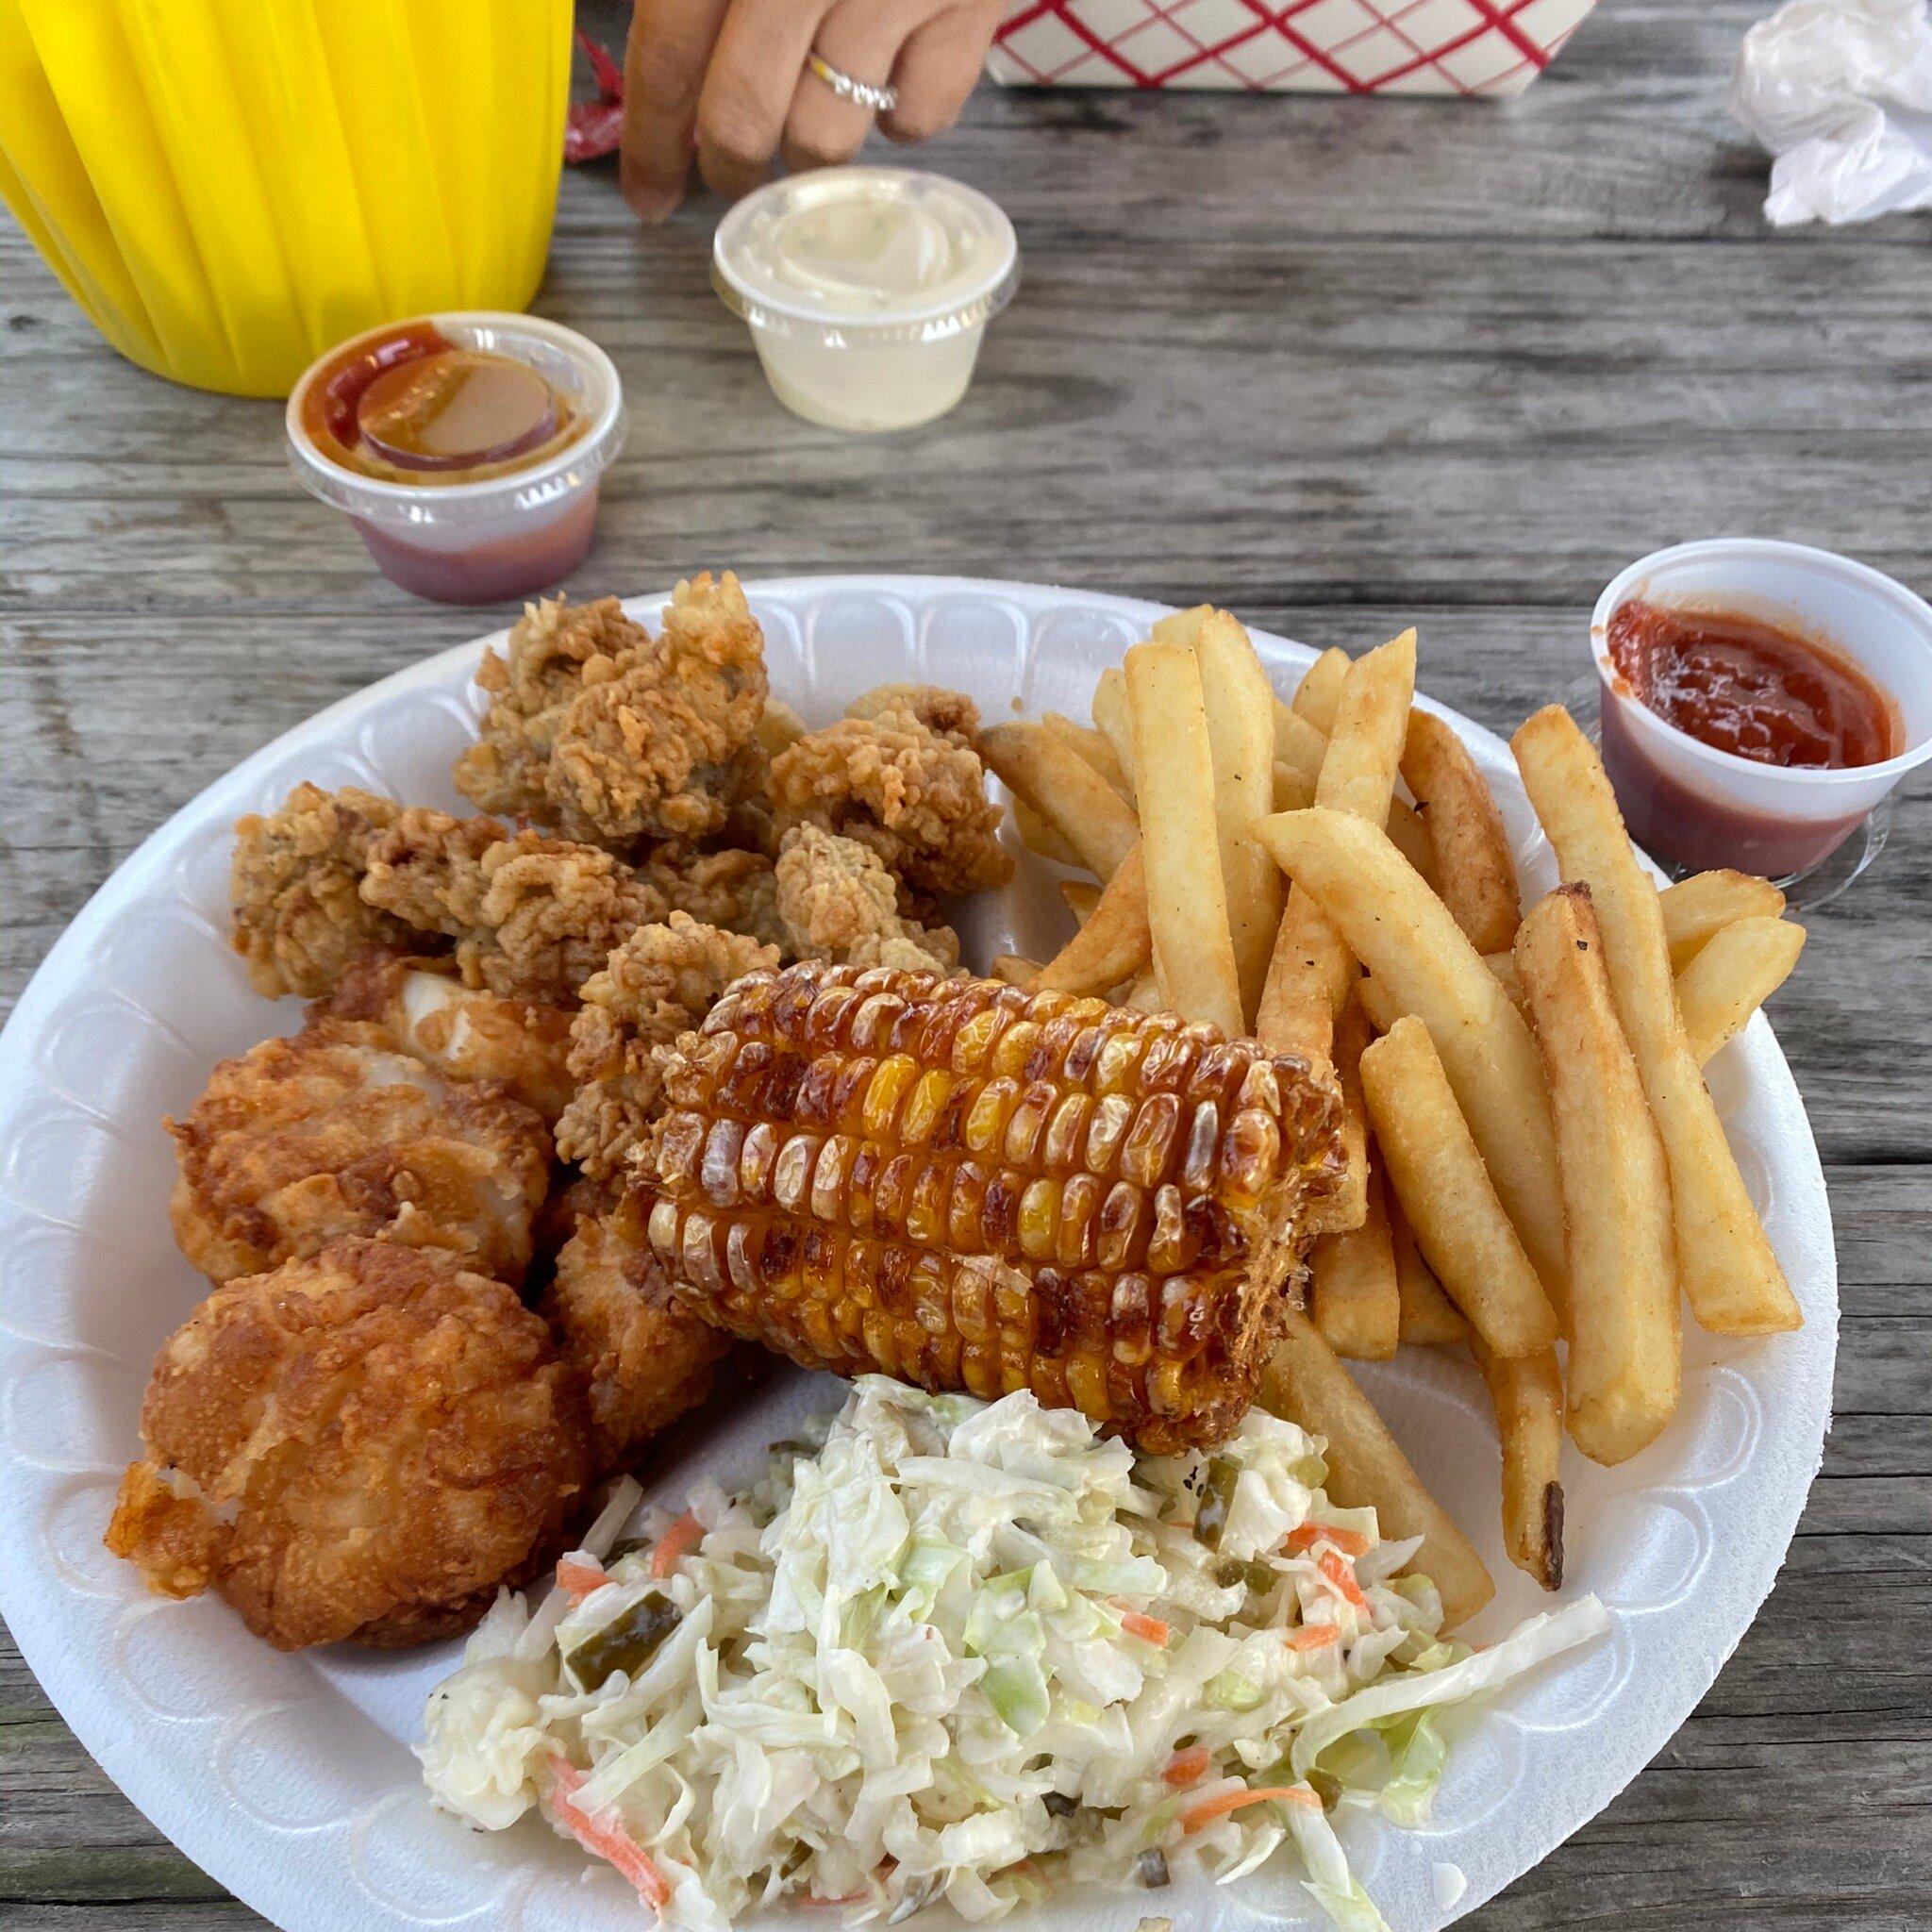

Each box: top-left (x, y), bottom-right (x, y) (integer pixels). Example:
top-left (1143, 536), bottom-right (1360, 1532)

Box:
top-left (420, 1378), bottom-right (1607, 1930)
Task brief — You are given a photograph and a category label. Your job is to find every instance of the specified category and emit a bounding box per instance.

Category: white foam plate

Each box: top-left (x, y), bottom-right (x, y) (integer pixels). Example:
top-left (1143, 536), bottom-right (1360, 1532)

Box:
top-left (0, 577), bottom-right (1835, 1932)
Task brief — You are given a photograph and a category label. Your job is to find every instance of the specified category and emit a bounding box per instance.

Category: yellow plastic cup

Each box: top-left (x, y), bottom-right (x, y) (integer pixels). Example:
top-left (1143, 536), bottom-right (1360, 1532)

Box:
top-left (0, 0), bottom-right (572, 397)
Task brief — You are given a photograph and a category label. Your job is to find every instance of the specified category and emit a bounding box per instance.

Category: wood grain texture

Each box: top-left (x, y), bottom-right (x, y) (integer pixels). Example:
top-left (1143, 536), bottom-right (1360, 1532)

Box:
top-left (2, 0), bottom-right (1927, 1924)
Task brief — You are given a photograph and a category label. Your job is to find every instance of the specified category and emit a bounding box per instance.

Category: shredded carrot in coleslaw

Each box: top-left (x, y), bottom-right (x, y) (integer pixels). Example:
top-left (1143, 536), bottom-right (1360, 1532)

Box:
top-left (652, 1510), bottom-right (703, 1579)
top-left (1283, 1522), bottom-right (1371, 1558)
top-left (547, 1757), bottom-right (671, 1914)
top-left (1180, 1784), bottom-right (1323, 1833)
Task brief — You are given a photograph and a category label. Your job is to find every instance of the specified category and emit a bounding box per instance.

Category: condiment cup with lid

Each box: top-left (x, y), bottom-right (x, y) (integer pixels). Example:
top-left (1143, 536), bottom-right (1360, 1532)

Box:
top-left (287, 312), bottom-right (624, 605)
top-left (712, 166), bottom-right (1019, 433)
top-left (1592, 539), bottom-right (1932, 879)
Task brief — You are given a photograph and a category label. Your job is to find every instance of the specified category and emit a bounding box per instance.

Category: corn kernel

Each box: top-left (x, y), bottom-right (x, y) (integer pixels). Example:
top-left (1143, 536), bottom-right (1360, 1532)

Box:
top-left (862, 1057), bottom-right (920, 1138)
top-left (902, 1068), bottom-right (956, 1145)
top-left (1121, 1094), bottom-right (1182, 1188)
top-left (1018, 1177), bottom-right (1060, 1261)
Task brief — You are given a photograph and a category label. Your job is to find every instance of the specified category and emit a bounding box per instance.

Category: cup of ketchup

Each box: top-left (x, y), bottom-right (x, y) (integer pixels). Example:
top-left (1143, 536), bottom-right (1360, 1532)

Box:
top-left (286, 313), bottom-right (624, 605)
top-left (1591, 540), bottom-right (1932, 879)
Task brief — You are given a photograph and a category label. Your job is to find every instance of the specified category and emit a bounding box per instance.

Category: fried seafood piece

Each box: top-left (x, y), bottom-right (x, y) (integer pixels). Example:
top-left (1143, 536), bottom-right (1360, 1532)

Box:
top-left (767, 705), bottom-right (1012, 899)
top-left (555, 912), bottom-right (779, 1182)
top-left (844, 683), bottom-right (981, 747)
top-left (105, 1240), bottom-right (591, 1650)
top-left (774, 824), bottom-right (960, 974)
top-left (362, 808), bottom-right (669, 1004)
top-left (641, 844), bottom-right (786, 949)
top-left (322, 948), bottom-right (575, 1121)
top-left (230, 784), bottom-right (413, 999)
top-left (541, 1193), bottom-right (730, 1476)
top-left (638, 963), bottom-right (1346, 1453)
top-left (168, 1018), bottom-right (552, 1286)
top-left (455, 575), bottom-right (768, 851)
top-left (452, 595), bottom-right (653, 828)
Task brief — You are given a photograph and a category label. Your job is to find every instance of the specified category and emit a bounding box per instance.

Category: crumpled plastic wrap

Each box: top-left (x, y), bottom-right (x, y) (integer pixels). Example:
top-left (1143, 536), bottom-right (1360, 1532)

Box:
top-left (1730, 0), bottom-right (1932, 225)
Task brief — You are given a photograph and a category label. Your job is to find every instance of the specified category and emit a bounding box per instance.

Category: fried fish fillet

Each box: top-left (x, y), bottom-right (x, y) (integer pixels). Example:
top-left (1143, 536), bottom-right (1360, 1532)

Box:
top-left (107, 1239), bottom-right (591, 1649)
top-left (168, 1018), bottom-right (552, 1286)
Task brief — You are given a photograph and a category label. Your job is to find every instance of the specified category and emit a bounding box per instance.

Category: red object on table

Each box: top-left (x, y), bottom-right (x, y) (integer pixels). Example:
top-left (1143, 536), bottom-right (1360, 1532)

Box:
top-left (567, 29), bottom-right (625, 162)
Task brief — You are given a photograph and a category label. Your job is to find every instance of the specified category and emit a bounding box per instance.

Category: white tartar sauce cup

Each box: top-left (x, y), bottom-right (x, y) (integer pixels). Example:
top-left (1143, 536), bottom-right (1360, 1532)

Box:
top-left (712, 166), bottom-right (1019, 434)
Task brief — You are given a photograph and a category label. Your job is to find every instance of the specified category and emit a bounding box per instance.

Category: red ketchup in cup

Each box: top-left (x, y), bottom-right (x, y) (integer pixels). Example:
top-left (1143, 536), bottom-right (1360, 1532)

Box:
top-left (287, 314), bottom-right (624, 605)
top-left (1591, 541), bottom-right (1932, 879)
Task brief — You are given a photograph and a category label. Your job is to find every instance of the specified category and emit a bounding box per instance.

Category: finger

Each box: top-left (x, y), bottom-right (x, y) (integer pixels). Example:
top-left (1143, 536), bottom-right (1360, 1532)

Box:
top-left (696, 0), bottom-right (831, 201)
top-left (621, 0), bottom-right (733, 220)
top-left (780, 0), bottom-right (924, 173)
top-left (879, 0), bottom-right (999, 143)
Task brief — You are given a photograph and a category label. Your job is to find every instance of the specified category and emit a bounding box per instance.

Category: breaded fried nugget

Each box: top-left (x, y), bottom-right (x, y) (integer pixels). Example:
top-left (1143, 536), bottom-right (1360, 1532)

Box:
top-left (323, 949), bottom-right (575, 1122)
top-left (640, 844), bottom-right (786, 950)
top-left (555, 912), bottom-right (778, 1182)
top-left (768, 705), bottom-right (1012, 899)
top-left (168, 1019), bottom-right (552, 1286)
top-left (230, 784), bottom-right (412, 999)
top-left (456, 575), bottom-right (768, 851)
top-left (774, 824), bottom-right (960, 973)
top-left (541, 1193), bottom-right (729, 1475)
top-left (844, 683), bottom-right (981, 747)
top-left (106, 1240), bottom-right (591, 1649)
top-left (361, 808), bottom-right (668, 1004)
top-left (452, 595), bottom-right (653, 827)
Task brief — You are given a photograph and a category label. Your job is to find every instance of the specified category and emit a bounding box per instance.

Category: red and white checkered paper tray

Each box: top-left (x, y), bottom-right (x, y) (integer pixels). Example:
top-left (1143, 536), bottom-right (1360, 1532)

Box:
top-left (989, 0), bottom-right (1598, 95)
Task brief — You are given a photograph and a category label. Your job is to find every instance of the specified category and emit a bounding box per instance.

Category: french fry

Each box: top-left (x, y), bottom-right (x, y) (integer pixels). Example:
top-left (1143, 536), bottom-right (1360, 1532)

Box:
top-left (1306, 995), bottom-right (1371, 1236)
top-left (1484, 949), bottom-right (1525, 1012)
top-left (1259, 1310), bottom-right (1494, 1630)
top-left (1121, 966), bottom-right (1163, 1011)
top-left (1124, 643), bottom-right (1245, 1037)
top-left (1310, 1164), bottom-right (1399, 1359)
top-left (1036, 845), bottom-right (1153, 996)
top-left (1273, 699), bottom-right (1330, 790)
top-left (1516, 886), bottom-right (1680, 1465)
top-left (1660, 868), bottom-right (1787, 971)
top-left (1677, 915), bottom-right (1807, 1065)
top-left (1402, 709), bottom-right (1520, 954)
top-left (1190, 609), bottom-right (1286, 1025)
top-left (1512, 707), bottom-right (1802, 1336)
top-left (1041, 712), bottom-right (1131, 797)
top-left (1273, 761), bottom-right (1317, 812)
top-left (1091, 667), bottom-right (1138, 802)
top-left (1011, 795), bottom-right (1081, 869)
top-left (1359, 1017), bottom-right (1560, 1358)
top-left (982, 723), bottom-right (1141, 880)
top-left (1472, 1339), bottom-right (1566, 1591)
top-left (991, 955), bottom-right (1042, 987)
top-left (1385, 796), bottom-right (1439, 887)
top-left (1060, 879), bottom-right (1102, 922)
top-left (1391, 1194), bottom-right (1468, 1346)
top-left (1257, 632), bottom-right (1416, 1065)
top-left (1292, 647), bottom-right (1351, 733)
top-left (1277, 700), bottom-right (1437, 886)
top-left (1254, 808), bottom-right (1569, 1300)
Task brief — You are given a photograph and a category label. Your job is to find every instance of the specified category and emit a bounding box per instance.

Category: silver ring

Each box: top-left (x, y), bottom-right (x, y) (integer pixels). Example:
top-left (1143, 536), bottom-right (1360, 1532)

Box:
top-left (806, 51), bottom-right (898, 114)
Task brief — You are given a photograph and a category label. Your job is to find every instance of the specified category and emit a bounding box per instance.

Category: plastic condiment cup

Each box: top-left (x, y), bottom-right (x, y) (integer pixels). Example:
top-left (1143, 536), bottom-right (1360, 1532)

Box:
top-left (286, 312), bottom-right (624, 605)
top-left (712, 167), bottom-right (1019, 434)
top-left (1592, 539), bottom-right (1932, 877)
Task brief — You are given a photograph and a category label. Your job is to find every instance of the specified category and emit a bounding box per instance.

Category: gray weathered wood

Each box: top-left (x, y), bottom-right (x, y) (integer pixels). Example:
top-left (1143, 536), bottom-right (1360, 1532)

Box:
top-left (2, 0), bottom-right (1927, 1924)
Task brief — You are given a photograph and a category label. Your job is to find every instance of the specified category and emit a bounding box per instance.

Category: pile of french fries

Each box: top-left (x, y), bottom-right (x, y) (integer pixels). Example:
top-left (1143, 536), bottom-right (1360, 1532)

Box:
top-left (982, 610), bottom-right (1809, 1629)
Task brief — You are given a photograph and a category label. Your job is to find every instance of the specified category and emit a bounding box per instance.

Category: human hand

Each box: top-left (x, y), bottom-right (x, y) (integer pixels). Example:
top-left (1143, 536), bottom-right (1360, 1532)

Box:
top-left (619, 0), bottom-right (1004, 221)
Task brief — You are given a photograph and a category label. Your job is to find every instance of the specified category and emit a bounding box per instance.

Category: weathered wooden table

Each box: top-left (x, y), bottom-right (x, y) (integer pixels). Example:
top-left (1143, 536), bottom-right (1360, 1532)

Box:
top-left (3, 1), bottom-right (1926, 1925)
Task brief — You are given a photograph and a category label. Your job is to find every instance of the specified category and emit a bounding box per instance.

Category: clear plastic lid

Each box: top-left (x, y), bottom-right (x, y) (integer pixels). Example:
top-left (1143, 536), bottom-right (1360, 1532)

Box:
top-left (712, 167), bottom-right (1019, 345)
top-left (285, 312), bottom-right (625, 529)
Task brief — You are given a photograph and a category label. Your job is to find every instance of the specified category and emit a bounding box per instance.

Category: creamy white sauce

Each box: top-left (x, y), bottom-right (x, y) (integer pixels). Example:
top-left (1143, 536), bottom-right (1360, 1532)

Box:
top-left (714, 167), bottom-right (1017, 433)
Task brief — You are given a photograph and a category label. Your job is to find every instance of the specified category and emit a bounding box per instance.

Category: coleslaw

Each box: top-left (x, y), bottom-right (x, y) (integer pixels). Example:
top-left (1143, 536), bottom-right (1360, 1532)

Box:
top-left (420, 1378), bottom-right (1607, 1929)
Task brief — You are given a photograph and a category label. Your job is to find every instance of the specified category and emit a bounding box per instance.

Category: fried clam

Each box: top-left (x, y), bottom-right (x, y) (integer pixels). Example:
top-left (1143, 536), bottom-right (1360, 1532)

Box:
top-left (106, 1239), bottom-right (592, 1650)
top-left (168, 1017), bottom-right (553, 1287)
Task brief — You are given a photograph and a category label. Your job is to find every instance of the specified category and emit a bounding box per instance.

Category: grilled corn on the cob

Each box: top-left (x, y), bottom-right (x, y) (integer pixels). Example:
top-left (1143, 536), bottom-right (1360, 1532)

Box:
top-left (639, 963), bottom-right (1344, 1449)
